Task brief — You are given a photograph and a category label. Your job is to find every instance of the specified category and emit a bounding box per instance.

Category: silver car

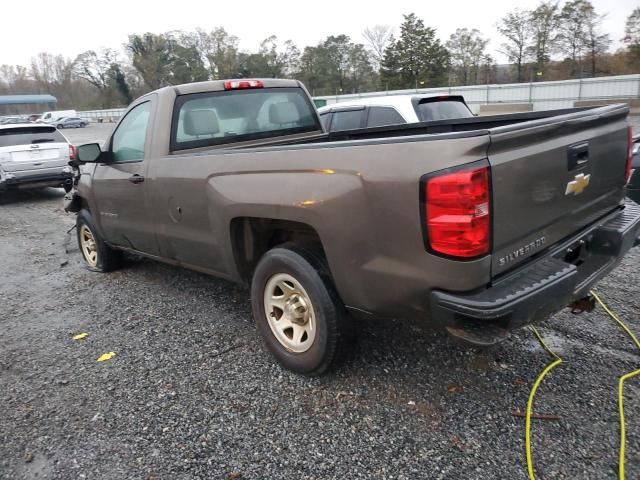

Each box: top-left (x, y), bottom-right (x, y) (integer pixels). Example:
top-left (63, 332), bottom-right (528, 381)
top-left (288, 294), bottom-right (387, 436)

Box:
top-left (55, 117), bottom-right (87, 129)
top-left (0, 124), bottom-right (74, 192)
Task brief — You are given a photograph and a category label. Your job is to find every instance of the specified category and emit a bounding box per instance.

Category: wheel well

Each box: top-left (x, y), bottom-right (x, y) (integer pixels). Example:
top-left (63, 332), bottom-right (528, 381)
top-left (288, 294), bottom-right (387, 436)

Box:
top-left (67, 196), bottom-right (90, 213)
top-left (231, 217), bottom-right (327, 283)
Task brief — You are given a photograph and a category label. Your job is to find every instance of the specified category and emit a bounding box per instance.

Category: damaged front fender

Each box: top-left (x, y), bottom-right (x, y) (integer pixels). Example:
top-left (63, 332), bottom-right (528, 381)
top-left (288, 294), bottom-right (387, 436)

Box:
top-left (63, 191), bottom-right (82, 212)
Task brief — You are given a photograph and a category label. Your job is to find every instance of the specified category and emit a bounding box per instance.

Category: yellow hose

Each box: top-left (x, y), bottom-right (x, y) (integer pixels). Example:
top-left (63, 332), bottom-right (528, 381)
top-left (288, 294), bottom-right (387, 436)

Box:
top-left (525, 291), bottom-right (639, 480)
top-left (525, 325), bottom-right (563, 480)
top-left (591, 290), bottom-right (640, 480)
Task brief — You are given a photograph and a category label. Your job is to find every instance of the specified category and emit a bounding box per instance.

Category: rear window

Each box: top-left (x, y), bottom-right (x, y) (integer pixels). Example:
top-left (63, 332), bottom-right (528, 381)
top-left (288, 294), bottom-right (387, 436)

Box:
top-left (0, 127), bottom-right (66, 147)
top-left (414, 99), bottom-right (473, 122)
top-left (171, 87), bottom-right (320, 151)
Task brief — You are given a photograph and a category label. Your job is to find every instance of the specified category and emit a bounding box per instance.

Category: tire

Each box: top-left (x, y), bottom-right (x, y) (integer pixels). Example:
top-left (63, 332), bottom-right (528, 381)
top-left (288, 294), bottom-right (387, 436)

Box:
top-left (56, 124), bottom-right (63, 129)
top-left (251, 244), bottom-right (350, 375)
top-left (76, 209), bottom-right (122, 272)
top-left (80, 123), bottom-right (86, 128)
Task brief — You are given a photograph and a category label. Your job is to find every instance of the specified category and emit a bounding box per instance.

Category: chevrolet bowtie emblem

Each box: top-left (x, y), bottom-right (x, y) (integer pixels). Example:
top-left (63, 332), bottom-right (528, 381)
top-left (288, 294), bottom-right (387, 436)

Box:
top-left (565, 173), bottom-right (591, 195)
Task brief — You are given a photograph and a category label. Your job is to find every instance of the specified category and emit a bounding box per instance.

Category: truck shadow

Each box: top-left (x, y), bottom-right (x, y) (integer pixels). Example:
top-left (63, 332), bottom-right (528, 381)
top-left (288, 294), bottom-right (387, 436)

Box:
top-left (0, 188), bottom-right (65, 206)
top-left (119, 254), bottom-right (524, 380)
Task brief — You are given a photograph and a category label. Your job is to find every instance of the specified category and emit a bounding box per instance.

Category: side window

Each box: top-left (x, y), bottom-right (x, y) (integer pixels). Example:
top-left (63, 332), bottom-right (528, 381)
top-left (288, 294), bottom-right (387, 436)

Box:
top-left (367, 106), bottom-right (406, 128)
top-left (111, 102), bottom-right (151, 163)
top-left (330, 110), bottom-right (364, 131)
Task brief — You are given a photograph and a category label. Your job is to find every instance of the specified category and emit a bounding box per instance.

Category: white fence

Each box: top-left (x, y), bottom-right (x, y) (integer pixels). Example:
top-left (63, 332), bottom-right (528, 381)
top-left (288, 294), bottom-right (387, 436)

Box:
top-left (77, 108), bottom-right (126, 123)
top-left (314, 74), bottom-right (640, 114)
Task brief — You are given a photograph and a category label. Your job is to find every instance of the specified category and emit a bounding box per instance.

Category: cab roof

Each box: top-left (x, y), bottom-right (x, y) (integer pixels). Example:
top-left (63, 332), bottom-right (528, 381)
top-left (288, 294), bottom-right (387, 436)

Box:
top-left (171, 79), bottom-right (302, 96)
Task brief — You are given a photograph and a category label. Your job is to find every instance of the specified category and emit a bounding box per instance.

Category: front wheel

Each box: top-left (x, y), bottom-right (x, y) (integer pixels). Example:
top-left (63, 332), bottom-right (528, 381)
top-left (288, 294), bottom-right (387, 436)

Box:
top-left (56, 124), bottom-right (63, 129)
top-left (251, 245), bottom-right (350, 375)
top-left (76, 209), bottom-right (122, 272)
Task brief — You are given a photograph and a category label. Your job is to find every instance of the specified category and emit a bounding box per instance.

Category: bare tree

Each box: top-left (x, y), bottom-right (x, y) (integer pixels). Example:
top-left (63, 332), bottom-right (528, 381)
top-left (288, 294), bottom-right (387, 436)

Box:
top-left (126, 33), bottom-right (173, 89)
top-left (557, 0), bottom-right (610, 77)
top-left (362, 25), bottom-right (393, 70)
top-left (445, 28), bottom-right (488, 85)
top-left (584, 12), bottom-right (611, 76)
top-left (479, 54), bottom-right (497, 84)
top-left (528, 1), bottom-right (561, 80)
top-left (497, 9), bottom-right (531, 82)
top-left (196, 27), bottom-right (240, 79)
top-left (557, 0), bottom-right (592, 75)
top-left (74, 49), bottom-right (134, 106)
top-left (282, 40), bottom-right (301, 77)
top-left (30, 53), bottom-right (59, 91)
top-left (74, 49), bottom-right (119, 90)
top-left (624, 7), bottom-right (640, 44)
top-left (623, 7), bottom-right (640, 66)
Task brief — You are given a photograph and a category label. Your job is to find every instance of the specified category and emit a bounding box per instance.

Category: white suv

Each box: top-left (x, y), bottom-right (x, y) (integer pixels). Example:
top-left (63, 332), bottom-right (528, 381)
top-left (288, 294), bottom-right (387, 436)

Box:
top-left (0, 124), bottom-right (75, 192)
top-left (318, 94), bottom-right (473, 131)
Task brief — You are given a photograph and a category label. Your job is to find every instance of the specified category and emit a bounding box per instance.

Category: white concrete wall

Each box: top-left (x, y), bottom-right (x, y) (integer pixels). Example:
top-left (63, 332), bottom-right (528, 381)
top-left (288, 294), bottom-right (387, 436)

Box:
top-left (77, 108), bottom-right (126, 122)
top-left (314, 74), bottom-right (640, 114)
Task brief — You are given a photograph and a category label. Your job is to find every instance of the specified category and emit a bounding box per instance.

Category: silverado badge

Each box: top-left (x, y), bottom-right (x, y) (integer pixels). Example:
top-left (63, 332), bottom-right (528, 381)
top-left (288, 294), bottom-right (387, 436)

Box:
top-left (565, 173), bottom-right (591, 195)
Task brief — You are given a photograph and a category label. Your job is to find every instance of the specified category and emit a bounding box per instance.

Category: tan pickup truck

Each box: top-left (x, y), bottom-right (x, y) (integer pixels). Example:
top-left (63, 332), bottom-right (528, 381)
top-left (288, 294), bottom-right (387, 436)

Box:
top-left (65, 78), bottom-right (640, 374)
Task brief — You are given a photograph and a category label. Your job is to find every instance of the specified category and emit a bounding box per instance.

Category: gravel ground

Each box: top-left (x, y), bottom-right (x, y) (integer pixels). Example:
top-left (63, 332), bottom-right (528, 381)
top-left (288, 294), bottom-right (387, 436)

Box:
top-left (0, 189), bottom-right (639, 480)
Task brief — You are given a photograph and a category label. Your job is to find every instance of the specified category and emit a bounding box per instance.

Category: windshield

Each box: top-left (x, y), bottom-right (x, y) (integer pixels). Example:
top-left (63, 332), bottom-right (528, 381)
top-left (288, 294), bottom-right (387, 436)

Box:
top-left (414, 98), bottom-right (473, 122)
top-left (0, 127), bottom-right (66, 147)
top-left (171, 87), bottom-right (321, 151)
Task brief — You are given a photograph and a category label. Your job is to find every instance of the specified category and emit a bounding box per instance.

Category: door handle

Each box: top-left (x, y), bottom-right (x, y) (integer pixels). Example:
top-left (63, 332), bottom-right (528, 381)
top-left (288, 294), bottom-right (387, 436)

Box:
top-left (567, 142), bottom-right (589, 170)
top-left (129, 174), bottom-right (145, 184)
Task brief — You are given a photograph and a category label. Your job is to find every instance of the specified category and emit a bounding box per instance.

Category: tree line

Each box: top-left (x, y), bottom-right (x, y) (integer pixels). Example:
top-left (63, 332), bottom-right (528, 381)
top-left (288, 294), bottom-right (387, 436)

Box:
top-left (1, 0), bottom-right (639, 113)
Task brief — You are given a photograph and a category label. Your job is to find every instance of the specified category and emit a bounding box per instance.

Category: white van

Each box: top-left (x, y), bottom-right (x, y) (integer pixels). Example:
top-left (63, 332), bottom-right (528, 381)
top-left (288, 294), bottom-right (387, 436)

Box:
top-left (38, 110), bottom-right (77, 124)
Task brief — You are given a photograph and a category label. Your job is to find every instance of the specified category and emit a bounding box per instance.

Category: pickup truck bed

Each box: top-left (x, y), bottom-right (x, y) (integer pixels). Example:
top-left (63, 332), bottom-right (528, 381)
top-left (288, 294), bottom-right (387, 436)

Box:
top-left (281, 106), bottom-right (599, 144)
top-left (67, 79), bottom-right (640, 374)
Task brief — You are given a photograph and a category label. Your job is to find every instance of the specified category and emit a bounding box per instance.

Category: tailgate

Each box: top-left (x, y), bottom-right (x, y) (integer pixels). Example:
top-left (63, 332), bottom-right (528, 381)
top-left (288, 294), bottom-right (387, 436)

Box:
top-left (488, 104), bottom-right (629, 276)
top-left (1, 143), bottom-right (68, 173)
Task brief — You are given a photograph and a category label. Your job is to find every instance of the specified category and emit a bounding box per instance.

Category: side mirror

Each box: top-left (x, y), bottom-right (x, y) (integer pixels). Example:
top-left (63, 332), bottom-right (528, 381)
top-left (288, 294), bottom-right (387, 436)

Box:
top-left (76, 143), bottom-right (102, 163)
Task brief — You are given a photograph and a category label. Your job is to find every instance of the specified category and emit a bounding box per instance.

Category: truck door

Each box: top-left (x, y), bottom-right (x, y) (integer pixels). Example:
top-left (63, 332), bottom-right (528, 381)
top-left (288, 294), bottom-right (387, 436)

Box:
top-left (91, 99), bottom-right (159, 255)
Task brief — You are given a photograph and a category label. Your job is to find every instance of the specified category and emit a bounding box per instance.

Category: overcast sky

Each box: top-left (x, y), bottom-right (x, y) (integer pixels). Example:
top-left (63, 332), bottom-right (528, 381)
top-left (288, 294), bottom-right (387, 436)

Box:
top-left (1, 0), bottom-right (637, 66)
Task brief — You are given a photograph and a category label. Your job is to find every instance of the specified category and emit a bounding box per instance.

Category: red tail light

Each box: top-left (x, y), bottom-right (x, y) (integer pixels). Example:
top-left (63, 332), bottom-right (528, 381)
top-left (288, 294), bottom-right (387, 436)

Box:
top-left (423, 164), bottom-right (491, 258)
top-left (626, 126), bottom-right (633, 184)
top-left (69, 144), bottom-right (76, 160)
top-left (223, 80), bottom-right (264, 90)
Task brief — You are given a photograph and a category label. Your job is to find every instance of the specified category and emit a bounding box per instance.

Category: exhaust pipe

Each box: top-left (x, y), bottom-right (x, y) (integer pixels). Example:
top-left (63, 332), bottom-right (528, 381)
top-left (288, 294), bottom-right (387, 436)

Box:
top-left (63, 178), bottom-right (73, 193)
top-left (569, 294), bottom-right (596, 314)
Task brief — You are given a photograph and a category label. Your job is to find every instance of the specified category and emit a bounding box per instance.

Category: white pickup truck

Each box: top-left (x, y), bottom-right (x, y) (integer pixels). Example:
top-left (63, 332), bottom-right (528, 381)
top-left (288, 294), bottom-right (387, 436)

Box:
top-left (317, 94), bottom-right (474, 131)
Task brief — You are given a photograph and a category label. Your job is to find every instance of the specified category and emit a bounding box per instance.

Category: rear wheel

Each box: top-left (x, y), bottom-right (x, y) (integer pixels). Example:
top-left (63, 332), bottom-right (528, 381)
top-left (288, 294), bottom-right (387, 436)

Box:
top-left (251, 244), bottom-right (350, 375)
top-left (76, 209), bottom-right (122, 272)
top-left (56, 124), bottom-right (63, 129)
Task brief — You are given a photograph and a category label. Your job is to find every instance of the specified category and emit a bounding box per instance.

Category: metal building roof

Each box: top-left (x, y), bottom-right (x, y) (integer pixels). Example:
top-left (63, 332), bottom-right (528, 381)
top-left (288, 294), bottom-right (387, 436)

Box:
top-left (0, 94), bottom-right (57, 105)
